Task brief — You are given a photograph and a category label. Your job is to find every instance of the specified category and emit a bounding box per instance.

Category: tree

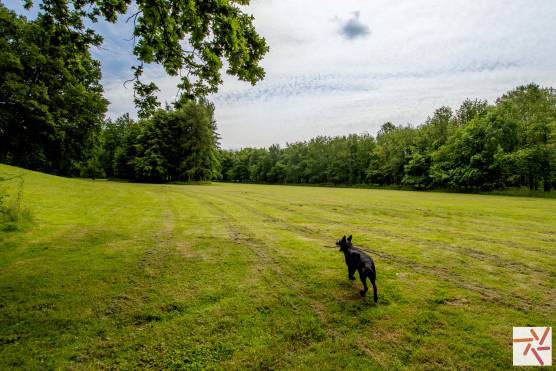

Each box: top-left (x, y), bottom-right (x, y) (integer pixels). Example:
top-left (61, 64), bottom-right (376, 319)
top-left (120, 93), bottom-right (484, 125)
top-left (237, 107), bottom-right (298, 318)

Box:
top-left (131, 100), bottom-right (220, 182)
top-left (80, 146), bottom-right (106, 179)
top-left (403, 152), bottom-right (431, 189)
top-left (368, 124), bottom-right (416, 185)
top-left (23, 0), bottom-right (269, 116)
top-left (218, 149), bottom-right (234, 181)
top-left (100, 114), bottom-right (139, 178)
top-left (495, 84), bottom-right (556, 191)
top-left (431, 110), bottom-right (518, 190)
top-left (327, 137), bottom-right (350, 185)
top-left (265, 144), bottom-right (283, 183)
top-left (454, 99), bottom-right (488, 127)
top-left (0, 4), bottom-right (107, 174)
top-left (304, 137), bottom-right (330, 183)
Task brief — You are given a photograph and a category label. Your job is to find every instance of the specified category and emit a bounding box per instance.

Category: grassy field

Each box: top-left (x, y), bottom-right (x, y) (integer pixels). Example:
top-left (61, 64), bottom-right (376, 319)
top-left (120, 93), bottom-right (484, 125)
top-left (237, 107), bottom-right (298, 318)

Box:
top-left (1, 164), bottom-right (555, 369)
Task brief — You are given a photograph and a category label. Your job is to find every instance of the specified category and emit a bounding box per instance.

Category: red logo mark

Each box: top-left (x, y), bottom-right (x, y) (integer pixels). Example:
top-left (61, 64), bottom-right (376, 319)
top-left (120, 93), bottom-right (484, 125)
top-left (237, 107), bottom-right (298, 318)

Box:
top-left (513, 327), bottom-right (552, 366)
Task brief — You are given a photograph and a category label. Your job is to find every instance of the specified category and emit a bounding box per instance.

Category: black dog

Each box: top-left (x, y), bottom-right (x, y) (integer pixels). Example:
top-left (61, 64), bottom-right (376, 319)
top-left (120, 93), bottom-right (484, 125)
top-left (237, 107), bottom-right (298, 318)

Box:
top-left (336, 235), bottom-right (378, 302)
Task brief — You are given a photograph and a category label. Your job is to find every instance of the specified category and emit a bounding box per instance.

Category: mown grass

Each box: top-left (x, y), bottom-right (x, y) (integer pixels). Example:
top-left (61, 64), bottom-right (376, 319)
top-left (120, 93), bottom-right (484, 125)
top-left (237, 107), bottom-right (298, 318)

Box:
top-left (0, 163), bottom-right (555, 369)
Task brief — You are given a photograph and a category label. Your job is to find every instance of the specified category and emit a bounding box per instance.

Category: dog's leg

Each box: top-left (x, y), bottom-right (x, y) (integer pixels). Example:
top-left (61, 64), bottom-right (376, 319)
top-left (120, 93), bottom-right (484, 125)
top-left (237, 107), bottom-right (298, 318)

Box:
top-left (370, 274), bottom-right (378, 303)
top-left (358, 269), bottom-right (368, 297)
top-left (366, 267), bottom-right (378, 303)
top-left (348, 266), bottom-right (356, 280)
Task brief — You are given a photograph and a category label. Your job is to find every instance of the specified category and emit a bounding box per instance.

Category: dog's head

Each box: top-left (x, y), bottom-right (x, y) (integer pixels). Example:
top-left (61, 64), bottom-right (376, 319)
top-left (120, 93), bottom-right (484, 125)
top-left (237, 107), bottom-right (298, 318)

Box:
top-left (336, 235), bottom-right (352, 252)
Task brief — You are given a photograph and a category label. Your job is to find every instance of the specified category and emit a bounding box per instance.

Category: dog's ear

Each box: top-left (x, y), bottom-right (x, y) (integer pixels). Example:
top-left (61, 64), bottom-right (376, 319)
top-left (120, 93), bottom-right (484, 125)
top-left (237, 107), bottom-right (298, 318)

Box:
top-left (347, 235), bottom-right (352, 242)
top-left (341, 236), bottom-right (346, 243)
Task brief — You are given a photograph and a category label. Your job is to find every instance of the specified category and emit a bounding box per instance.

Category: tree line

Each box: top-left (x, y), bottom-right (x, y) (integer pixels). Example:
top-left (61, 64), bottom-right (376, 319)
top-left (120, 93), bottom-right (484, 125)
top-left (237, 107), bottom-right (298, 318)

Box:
top-left (220, 84), bottom-right (556, 192)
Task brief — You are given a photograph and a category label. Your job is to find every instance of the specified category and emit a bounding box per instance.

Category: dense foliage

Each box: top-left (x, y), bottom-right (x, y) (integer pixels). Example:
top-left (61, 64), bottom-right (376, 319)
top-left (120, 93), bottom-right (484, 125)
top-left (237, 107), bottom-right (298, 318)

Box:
top-left (221, 84), bottom-right (556, 191)
top-left (23, 0), bottom-right (268, 117)
top-left (0, 4), bottom-right (107, 175)
top-left (96, 100), bottom-right (220, 182)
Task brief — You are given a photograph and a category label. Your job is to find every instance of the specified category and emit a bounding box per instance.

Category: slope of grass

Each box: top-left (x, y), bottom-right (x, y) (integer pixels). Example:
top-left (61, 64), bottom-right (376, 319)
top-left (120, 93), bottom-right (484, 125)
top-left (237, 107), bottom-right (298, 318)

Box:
top-left (1, 164), bottom-right (555, 369)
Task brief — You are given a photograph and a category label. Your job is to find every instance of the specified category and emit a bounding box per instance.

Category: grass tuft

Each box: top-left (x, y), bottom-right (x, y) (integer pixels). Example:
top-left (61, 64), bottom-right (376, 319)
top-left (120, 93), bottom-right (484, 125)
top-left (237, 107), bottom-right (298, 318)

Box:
top-left (0, 174), bottom-right (32, 231)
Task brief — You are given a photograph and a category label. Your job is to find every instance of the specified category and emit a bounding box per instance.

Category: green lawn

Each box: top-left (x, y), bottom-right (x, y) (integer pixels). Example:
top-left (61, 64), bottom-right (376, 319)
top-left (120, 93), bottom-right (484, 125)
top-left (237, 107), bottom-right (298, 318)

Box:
top-left (1, 164), bottom-right (555, 369)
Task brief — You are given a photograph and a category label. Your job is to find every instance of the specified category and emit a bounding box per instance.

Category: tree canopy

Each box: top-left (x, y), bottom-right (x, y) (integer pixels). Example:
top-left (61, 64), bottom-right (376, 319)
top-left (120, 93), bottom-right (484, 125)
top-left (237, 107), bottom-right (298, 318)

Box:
top-left (23, 0), bottom-right (269, 116)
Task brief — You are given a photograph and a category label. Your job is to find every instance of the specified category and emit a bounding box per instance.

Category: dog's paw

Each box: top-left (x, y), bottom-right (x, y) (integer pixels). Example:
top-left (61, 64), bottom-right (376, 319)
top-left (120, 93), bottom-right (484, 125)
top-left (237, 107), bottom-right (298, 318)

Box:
top-left (349, 276), bottom-right (356, 281)
top-left (360, 290), bottom-right (367, 297)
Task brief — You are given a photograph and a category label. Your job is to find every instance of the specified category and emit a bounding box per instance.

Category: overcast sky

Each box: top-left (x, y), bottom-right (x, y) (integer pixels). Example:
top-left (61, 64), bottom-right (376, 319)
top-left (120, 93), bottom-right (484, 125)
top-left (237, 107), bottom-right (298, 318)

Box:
top-left (6, 0), bottom-right (556, 148)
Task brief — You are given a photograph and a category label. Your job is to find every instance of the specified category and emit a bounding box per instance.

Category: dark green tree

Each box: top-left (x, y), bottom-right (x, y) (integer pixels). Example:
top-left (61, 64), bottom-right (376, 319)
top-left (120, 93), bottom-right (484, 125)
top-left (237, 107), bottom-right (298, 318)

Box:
top-left (402, 107), bottom-right (453, 188)
top-left (431, 110), bottom-right (518, 190)
top-left (367, 124), bottom-right (416, 185)
top-left (265, 144), bottom-right (283, 183)
top-left (494, 84), bottom-right (556, 191)
top-left (132, 100), bottom-right (220, 182)
top-left (0, 4), bottom-right (107, 174)
top-left (100, 114), bottom-right (139, 178)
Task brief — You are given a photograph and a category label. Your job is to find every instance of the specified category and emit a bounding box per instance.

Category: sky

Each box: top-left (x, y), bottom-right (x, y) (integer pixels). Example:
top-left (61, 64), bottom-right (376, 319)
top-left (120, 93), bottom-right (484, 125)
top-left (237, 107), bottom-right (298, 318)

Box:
top-left (5, 0), bottom-right (556, 149)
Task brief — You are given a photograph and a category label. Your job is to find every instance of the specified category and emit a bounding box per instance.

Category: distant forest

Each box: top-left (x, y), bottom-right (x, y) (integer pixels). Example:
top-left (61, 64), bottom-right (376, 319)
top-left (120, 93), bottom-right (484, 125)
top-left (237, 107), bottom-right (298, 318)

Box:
top-left (221, 84), bottom-right (556, 192)
top-left (1, 4), bottom-right (555, 190)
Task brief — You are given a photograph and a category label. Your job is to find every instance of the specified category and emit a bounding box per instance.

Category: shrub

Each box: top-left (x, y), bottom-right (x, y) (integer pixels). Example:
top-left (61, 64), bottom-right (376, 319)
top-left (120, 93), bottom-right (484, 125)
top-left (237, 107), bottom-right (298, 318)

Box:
top-left (0, 175), bottom-right (32, 231)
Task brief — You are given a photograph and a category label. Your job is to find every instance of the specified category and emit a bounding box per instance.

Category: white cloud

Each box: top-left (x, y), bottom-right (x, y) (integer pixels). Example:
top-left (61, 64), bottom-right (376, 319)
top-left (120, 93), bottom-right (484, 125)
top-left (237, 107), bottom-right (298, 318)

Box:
top-left (210, 0), bottom-right (556, 148)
